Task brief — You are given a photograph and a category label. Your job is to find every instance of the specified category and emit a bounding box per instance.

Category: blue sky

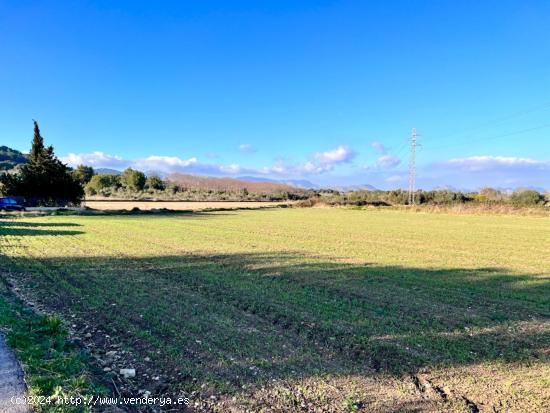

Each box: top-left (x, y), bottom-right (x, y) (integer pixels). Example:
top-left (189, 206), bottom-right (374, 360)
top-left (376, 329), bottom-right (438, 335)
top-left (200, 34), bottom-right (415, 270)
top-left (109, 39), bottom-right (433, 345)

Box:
top-left (1, 0), bottom-right (549, 190)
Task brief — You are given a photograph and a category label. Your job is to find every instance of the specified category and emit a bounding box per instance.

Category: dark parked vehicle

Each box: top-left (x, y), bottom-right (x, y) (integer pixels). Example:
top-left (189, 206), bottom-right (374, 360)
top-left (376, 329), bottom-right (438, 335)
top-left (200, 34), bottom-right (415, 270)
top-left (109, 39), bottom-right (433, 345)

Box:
top-left (0, 197), bottom-right (26, 211)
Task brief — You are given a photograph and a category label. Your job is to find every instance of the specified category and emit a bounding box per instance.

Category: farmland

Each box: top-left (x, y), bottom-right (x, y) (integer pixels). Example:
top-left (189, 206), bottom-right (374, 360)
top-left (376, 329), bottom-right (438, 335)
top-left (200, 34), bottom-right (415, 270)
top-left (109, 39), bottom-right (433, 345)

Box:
top-left (0, 208), bottom-right (548, 412)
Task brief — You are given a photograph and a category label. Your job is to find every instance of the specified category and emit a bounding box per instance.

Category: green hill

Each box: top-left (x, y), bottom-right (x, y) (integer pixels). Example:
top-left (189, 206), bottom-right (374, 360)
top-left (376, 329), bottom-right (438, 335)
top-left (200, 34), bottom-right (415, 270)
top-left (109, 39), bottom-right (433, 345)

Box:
top-left (0, 146), bottom-right (28, 171)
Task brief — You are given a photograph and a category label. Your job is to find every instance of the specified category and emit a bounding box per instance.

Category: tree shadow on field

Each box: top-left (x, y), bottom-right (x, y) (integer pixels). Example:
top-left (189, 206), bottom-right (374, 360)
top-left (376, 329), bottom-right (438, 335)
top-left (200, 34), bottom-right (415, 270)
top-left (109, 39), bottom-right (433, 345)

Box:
top-left (83, 209), bottom-right (244, 218)
top-left (0, 210), bottom-right (257, 237)
top-left (0, 219), bottom-right (84, 237)
top-left (0, 220), bottom-right (82, 227)
top-left (4, 249), bottom-right (549, 393)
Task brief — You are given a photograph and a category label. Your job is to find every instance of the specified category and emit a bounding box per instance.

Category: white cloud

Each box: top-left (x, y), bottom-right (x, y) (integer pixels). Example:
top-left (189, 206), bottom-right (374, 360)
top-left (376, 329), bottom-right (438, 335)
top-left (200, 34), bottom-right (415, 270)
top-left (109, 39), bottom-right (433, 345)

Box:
top-left (423, 155), bottom-right (550, 190)
top-left (259, 162), bottom-right (288, 174)
top-left (302, 162), bottom-right (326, 174)
top-left (219, 164), bottom-right (242, 173)
top-left (133, 156), bottom-right (198, 173)
top-left (313, 145), bottom-right (355, 164)
top-left (376, 155), bottom-right (401, 169)
top-left (441, 156), bottom-right (549, 171)
top-left (61, 151), bottom-right (126, 168)
top-left (257, 145), bottom-right (357, 176)
top-left (286, 145), bottom-right (357, 174)
top-left (371, 142), bottom-right (386, 154)
top-left (61, 150), bottom-right (261, 177)
top-left (62, 152), bottom-right (199, 173)
top-left (386, 174), bottom-right (406, 182)
top-left (239, 143), bottom-right (256, 153)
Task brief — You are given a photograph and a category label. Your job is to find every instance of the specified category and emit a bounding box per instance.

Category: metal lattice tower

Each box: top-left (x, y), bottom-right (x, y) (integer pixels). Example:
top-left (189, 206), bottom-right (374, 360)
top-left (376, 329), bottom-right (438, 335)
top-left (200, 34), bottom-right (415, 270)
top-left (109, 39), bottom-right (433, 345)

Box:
top-left (408, 128), bottom-right (417, 205)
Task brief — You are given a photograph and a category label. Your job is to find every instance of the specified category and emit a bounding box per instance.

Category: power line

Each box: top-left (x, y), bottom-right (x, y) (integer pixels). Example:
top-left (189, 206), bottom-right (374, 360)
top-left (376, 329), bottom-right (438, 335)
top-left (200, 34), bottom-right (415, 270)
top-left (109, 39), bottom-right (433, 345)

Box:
top-left (425, 101), bottom-right (550, 143)
top-left (383, 103), bottom-right (550, 168)
top-left (393, 140), bottom-right (409, 157)
top-left (429, 123), bottom-right (550, 150)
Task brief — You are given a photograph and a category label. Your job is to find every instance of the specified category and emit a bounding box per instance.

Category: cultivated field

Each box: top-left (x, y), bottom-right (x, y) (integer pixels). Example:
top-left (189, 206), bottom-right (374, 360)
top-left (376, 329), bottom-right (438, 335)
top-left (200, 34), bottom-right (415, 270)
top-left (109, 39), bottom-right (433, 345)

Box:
top-left (0, 209), bottom-right (548, 412)
top-left (83, 200), bottom-right (293, 211)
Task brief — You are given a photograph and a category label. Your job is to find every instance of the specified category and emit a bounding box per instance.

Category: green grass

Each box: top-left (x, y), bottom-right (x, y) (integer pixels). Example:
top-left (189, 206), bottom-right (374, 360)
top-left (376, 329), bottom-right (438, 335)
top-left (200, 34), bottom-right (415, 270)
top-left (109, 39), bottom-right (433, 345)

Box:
top-left (0, 208), bottom-right (548, 412)
top-left (0, 280), bottom-right (106, 412)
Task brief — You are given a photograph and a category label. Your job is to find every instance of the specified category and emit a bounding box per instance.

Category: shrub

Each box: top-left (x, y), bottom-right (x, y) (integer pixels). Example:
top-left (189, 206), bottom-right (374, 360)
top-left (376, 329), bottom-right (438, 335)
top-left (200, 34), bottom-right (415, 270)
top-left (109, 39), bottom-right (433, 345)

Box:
top-left (510, 189), bottom-right (543, 206)
top-left (476, 187), bottom-right (504, 202)
top-left (145, 175), bottom-right (166, 190)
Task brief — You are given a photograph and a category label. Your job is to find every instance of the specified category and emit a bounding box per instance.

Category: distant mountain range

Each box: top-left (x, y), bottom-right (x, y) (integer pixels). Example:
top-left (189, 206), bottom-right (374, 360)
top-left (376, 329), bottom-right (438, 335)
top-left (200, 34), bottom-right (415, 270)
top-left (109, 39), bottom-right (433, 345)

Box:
top-left (236, 176), bottom-right (317, 189)
top-left (94, 168), bottom-right (122, 175)
top-left (331, 184), bottom-right (378, 192)
top-left (0, 146), bottom-right (28, 171)
top-left (236, 176), bottom-right (379, 191)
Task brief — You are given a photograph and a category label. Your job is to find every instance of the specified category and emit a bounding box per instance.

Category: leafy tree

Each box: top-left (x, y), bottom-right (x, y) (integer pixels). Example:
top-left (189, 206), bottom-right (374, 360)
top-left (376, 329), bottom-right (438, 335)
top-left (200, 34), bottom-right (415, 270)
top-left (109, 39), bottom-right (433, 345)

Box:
top-left (167, 183), bottom-right (182, 194)
top-left (145, 175), bottom-right (165, 190)
top-left (386, 189), bottom-right (408, 205)
top-left (510, 189), bottom-right (543, 206)
top-left (0, 121), bottom-right (83, 205)
top-left (85, 174), bottom-right (120, 195)
top-left (121, 168), bottom-right (146, 191)
top-left (475, 187), bottom-right (503, 202)
top-left (72, 165), bottom-right (95, 185)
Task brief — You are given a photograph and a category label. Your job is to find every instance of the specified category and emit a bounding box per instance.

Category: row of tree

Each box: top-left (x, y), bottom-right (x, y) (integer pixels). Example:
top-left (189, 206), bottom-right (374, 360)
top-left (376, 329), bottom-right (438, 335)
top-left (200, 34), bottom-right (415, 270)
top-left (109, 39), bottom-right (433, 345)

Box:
top-left (313, 187), bottom-right (547, 206)
top-left (83, 170), bottom-right (307, 201)
top-left (84, 168), bottom-right (165, 194)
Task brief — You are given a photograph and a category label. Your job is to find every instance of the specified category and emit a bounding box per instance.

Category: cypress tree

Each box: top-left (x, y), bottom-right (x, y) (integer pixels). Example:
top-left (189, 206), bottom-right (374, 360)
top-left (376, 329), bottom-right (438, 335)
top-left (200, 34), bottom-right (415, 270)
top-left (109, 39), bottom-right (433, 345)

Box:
top-left (29, 120), bottom-right (46, 162)
top-left (0, 120), bottom-right (84, 205)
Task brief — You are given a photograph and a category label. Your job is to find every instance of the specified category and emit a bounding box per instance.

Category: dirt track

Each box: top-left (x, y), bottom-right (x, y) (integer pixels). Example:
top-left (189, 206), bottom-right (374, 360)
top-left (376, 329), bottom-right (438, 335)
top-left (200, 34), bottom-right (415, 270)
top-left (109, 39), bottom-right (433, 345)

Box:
top-left (83, 200), bottom-right (294, 211)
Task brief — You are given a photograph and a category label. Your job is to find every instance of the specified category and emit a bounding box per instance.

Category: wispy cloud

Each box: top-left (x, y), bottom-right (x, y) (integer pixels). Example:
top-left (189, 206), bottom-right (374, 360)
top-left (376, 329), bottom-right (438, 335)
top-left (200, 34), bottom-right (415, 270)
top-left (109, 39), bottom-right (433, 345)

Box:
top-left (385, 174), bottom-right (406, 183)
top-left (439, 155), bottom-right (549, 171)
top-left (425, 155), bottom-right (550, 190)
top-left (239, 143), bottom-right (256, 153)
top-left (348, 154), bottom-right (550, 191)
top-left (258, 162), bottom-right (288, 175)
top-left (371, 142), bottom-right (386, 154)
top-left (219, 164), bottom-right (242, 173)
top-left (363, 155), bottom-right (402, 171)
top-left (376, 155), bottom-right (401, 169)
